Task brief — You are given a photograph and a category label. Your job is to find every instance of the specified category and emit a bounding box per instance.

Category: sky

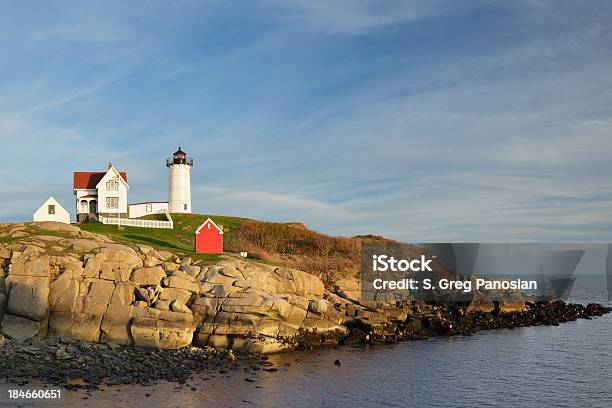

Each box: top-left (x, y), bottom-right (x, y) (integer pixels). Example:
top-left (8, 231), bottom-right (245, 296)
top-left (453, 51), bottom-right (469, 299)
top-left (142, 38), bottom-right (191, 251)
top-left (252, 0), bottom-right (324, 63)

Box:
top-left (0, 0), bottom-right (611, 242)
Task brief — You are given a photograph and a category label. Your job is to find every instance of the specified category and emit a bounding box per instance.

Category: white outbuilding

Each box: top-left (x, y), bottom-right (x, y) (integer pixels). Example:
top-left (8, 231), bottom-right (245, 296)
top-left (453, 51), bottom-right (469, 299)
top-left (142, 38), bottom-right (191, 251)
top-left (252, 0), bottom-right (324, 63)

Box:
top-left (33, 197), bottom-right (71, 224)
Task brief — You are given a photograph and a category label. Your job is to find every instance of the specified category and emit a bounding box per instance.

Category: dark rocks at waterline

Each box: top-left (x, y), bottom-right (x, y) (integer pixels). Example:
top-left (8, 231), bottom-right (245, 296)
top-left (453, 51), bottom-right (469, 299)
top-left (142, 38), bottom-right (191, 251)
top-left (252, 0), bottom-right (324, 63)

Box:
top-left (0, 337), bottom-right (265, 391)
top-left (339, 300), bottom-right (611, 345)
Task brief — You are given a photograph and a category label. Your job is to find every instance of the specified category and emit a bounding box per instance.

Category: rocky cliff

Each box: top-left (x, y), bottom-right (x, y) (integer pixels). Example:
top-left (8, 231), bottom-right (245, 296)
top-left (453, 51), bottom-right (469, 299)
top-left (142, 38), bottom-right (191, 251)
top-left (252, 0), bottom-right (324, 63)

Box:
top-left (0, 222), bottom-right (609, 355)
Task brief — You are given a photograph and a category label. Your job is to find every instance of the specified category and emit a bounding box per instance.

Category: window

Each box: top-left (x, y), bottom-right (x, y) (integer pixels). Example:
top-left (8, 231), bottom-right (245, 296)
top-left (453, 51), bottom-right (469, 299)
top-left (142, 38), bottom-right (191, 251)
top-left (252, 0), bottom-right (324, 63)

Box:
top-left (146, 204), bottom-right (152, 213)
top-left (106, 197), bottom-right (119, 209)
top-left (184, 203), bottom-right (188, 210)
top-left (106, 180), bottom-right (119, 191)
top-left (48, 205), bottom-right (55, 215)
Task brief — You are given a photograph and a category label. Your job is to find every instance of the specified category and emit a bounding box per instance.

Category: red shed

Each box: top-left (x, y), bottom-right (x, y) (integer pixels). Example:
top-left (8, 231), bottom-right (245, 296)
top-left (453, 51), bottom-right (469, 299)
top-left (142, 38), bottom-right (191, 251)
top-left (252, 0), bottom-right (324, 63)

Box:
top-left (195, 218), bottom-right (223, 254)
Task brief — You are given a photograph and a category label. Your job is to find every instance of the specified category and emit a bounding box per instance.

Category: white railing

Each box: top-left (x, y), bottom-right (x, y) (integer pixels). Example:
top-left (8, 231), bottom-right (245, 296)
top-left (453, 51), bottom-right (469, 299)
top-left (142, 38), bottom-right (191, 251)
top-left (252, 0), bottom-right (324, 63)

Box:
top-left (99, 211), bottom-right (174, 229)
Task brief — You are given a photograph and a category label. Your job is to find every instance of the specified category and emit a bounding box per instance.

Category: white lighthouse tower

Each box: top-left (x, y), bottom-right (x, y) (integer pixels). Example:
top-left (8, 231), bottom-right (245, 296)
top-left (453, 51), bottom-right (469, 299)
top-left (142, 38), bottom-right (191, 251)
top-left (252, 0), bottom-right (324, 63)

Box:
top-left (166, 147), bottom-right (193, 213)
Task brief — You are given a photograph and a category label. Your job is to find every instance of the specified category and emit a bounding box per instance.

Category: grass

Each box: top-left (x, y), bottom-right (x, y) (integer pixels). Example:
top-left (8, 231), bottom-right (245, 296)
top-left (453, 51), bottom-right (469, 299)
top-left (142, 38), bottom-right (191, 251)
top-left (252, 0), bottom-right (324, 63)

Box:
top-left (4, 214), bottom-right (370, 284)
top-left (78, 214), bottom-right (255, 263)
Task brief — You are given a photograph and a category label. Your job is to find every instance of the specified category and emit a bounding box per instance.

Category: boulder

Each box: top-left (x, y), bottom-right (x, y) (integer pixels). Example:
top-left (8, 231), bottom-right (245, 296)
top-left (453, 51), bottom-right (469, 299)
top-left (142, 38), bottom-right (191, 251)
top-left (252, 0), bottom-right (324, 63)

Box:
top-left (0, 293), bottom-right (7, 321)
top-left (9, 257), bottom-right (51, 277)
top-left (154, 300), bottom-right (171, 311)
top-left (168, 270), bottom-right (197, 282)
top-left (170, 300), bottom-right (192, 314)
top-left (157, 251), bottom-right (174, 261)
top-left (130, 266), bottom-right (166, 287)
top-left (48, 311), bottom-right (103, 343)
top-left (81, 279), bottom-right (115, 315)
top-left (308, 299), bottom-right (329, 314)
top-left (6, 278), bottom-right (49, 321)
top-left (130, 318), bottom-right (194, 349)
top-left (100, 304), bottom-right (147, 345)
top-left (34, 222), bottom-right (82, 235)
top-left (49, 274), bottom-right (79, 313)
top-left (84, 246), bottom-right (143, 281)
top-left (1, 313), bottom-right (48, 341)
top-left (164, 275), bottom-right (200, 293)
top-left (497, 299), bottom-right (528, 314)
top-left (179, 265), bottom-right (201, 278)
top-left (110, 282), bottom-right (136, 305)
top-left (158, 288), bottom-right (192, 304)
top-left (162, 262), bottom-right (179, 272)
top-left (62, 239), bottom-right (100, 253)
top-left (274, 267), bottom-right (324, 298)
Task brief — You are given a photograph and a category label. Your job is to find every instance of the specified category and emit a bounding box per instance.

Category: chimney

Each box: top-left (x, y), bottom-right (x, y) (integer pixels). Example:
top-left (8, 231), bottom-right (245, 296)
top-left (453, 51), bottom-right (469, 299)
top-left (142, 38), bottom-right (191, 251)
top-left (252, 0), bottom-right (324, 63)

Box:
top-left (108, 162), bottom-right (113, 170)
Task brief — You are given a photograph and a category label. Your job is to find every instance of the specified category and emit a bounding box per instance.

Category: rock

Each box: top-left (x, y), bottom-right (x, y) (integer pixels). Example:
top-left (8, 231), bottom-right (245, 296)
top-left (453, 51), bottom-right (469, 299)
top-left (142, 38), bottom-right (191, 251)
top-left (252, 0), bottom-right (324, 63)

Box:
top-left (154, 300), bottom-right (171, 311)
top-left (100, 304), bottom-right (147, 345)
top-left (308, 299), bottom-right (329, 314)
top-left (158, 288), bottom-right (192, 304)
top-left (157, 250), bottom-right (174, 261)
top-left (0, 247), bottom-right (11, 260)
top-left (179, 265), bottom-right (201, 278)
top-left (130, 318), bottom-right (194, 349)
top-left (55, 348), bottom-right (72, 360)
top-left (82, 279), bottom-right (115, 315)
top-left (131, 266), bottom-right (166, 287)
top-left (134, 301), bottom-right (148, 308)
top-left (6, 277), bottom-right (50, 321)
top-left (170, 300), bottom-right (192, 314)
top-left (34, 222), bottom-right (82, 235)
top-left (497, 299), bottom-right (527, 314)
top-left (274, 267), bottom-right (324, 298)
top-left (334, 359), bottom-right (341, 366)
top-left (169, 270), bottom-right (197, 282)
top-left (1, 313), bottom-right (48, 341)
top-left (135, 287), bottom-right (151, 303)
top-left (84, 246), bottom-right (143, 281)
top-left (0, 334), bottom-right (5, 348)
top-left (63, 239), bottom-right (100, 253)
top-left (162, 262), bottom-right (179, 272)
top-left (0, 293), bottom-right (7, 321)
top-left (110, 282), bottom-right (136, 305)
top-left (164, 276), bottom-right (200, 293)
top-left (9, 256), bottom-right (51, 277)
top-left (49, 274), bottom-right (79, 313)
top-left (48, 312), bottom-right (103, 343)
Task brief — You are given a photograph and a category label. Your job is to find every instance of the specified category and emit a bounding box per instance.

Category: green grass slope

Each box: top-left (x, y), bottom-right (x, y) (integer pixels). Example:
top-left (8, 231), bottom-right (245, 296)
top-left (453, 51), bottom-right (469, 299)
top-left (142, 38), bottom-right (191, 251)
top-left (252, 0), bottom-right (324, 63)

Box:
top-left (79, 213), bottom-right (369, 283)
top-left (78, 214), bottom-right (254, 262)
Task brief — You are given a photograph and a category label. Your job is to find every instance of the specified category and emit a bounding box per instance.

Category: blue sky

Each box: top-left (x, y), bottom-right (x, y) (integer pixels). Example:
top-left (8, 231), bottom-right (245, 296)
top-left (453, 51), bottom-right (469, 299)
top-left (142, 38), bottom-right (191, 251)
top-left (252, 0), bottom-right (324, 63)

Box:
top-left (0, 0), bottom-right (611, 242)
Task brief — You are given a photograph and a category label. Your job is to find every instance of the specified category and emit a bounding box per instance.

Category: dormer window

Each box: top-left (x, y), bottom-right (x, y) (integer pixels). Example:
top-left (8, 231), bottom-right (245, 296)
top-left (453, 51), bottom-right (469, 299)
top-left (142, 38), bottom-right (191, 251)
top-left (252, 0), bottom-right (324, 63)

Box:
top-left (106, 180), bottom-right (119, 191)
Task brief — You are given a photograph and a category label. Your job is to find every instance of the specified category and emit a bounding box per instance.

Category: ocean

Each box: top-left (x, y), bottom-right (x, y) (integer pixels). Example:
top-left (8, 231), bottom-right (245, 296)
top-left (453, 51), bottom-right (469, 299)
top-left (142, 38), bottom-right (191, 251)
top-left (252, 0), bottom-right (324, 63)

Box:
top-left (2, 275), bottom-right (610, 408)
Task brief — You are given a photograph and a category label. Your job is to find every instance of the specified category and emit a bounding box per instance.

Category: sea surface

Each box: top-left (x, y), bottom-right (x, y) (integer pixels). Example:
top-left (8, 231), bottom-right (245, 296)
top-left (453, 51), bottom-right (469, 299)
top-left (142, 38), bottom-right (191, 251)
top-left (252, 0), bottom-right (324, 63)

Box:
top-left (1, 275), bottom-right (610, 408)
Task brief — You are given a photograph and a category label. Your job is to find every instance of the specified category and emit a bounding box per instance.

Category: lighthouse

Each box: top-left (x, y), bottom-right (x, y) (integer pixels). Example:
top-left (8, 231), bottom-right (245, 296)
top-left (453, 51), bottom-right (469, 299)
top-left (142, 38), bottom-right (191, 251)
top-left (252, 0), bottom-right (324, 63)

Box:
top-left (166, 147), bottom-right (193, 213)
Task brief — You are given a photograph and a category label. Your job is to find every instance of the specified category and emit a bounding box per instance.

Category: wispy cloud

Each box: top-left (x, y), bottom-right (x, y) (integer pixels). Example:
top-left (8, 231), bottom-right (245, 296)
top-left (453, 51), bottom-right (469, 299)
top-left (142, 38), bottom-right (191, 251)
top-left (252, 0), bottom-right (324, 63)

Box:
top-left (0, 1), bottom-right (611, 242)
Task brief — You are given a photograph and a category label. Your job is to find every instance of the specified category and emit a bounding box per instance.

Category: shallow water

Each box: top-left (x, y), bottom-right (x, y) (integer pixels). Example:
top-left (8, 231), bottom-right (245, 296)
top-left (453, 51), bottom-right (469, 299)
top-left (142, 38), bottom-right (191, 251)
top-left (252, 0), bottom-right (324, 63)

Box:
top-left (1, 275), bottom-right (610, 408)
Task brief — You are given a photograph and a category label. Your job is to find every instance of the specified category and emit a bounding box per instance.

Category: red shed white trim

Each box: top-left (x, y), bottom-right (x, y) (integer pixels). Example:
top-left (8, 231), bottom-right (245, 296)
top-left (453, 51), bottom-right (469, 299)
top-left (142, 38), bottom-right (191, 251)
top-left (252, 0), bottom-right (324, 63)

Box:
top-left (195, 218), bottom-right (224, 254)
top-left (195, 218), bottom-right (223, 235)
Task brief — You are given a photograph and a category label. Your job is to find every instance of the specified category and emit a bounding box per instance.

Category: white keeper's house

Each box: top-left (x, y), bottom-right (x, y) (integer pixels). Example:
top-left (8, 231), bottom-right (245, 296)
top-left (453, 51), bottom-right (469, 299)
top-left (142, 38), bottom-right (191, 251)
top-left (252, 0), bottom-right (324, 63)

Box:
top-left (73, 163), bottom-right (130, 223)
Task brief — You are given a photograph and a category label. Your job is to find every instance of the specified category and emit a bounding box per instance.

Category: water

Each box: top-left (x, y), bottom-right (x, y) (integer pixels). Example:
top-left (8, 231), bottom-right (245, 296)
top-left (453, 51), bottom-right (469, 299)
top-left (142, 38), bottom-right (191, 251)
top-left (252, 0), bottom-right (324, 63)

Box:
top-left (1, 275), bottom-right (610, 408)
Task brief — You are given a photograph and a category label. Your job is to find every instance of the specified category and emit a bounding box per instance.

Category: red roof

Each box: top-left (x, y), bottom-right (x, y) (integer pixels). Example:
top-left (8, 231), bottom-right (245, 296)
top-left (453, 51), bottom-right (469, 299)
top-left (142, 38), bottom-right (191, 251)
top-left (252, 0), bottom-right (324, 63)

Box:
top-left (73, 172), bottom-right (127, 190)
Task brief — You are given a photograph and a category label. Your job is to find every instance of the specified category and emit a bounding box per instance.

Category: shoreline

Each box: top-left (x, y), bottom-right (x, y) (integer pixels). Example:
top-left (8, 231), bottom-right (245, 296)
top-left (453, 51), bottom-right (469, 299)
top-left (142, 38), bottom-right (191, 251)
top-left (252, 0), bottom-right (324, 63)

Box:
top-left (1, 300), bottom-right (609, 392)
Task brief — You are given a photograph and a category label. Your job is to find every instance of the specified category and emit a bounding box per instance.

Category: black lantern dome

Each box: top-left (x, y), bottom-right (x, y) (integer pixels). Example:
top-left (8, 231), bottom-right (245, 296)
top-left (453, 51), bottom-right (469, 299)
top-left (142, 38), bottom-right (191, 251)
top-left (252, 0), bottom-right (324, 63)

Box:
top-left (166, 146), bottom-right (193, 166)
